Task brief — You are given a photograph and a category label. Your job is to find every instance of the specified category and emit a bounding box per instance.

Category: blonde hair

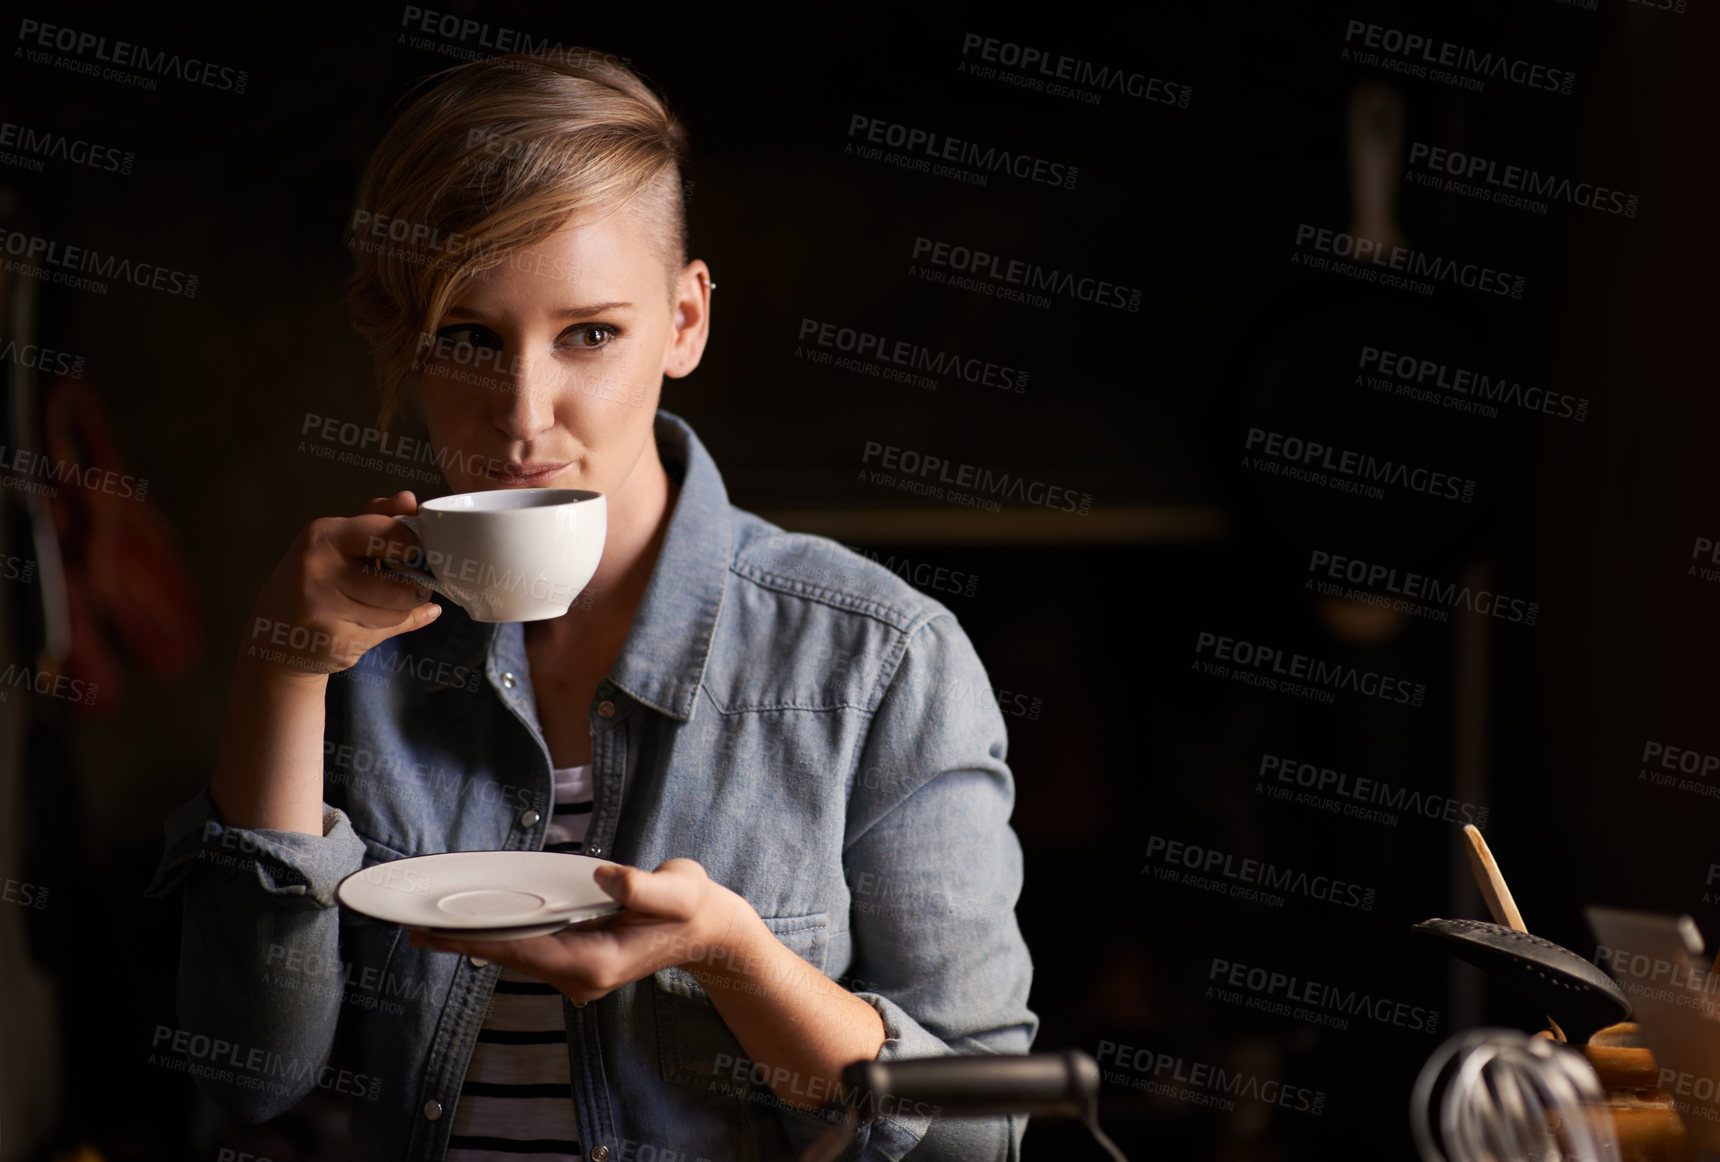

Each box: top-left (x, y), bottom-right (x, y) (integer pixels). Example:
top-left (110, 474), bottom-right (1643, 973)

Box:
top-left (344, 51), bottom-right (689, 428)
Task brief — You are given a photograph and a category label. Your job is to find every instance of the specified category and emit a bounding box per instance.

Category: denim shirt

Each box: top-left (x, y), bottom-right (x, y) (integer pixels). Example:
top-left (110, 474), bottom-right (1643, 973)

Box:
top-left (145, 410), bottom-right (1037, 1161)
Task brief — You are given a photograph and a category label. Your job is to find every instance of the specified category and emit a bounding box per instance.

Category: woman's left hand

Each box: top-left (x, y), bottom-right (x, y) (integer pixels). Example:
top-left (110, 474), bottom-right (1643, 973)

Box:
top-left (408, 858), bottom-right (746, 1003)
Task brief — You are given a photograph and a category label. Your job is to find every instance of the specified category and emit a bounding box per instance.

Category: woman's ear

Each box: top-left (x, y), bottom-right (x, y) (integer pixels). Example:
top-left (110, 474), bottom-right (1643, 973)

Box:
top-left (664, 262), bottom-right (711, 379)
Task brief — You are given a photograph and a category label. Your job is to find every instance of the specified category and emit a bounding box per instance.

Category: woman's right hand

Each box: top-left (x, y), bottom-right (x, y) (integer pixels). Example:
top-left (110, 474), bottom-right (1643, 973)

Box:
top-left (242, 490), bottom-right (443, 684)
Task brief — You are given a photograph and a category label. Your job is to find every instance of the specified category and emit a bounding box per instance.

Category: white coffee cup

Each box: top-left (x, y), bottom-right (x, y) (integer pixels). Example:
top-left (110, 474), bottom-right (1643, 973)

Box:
top-left (380, 488), bottom-right (605, 622)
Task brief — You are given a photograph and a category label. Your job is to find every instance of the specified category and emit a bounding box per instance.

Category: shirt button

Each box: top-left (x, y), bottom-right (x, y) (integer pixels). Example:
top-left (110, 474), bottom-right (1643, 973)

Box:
top-left (469, 956), bottom-right (488, 968)
top-left (597, 700), bottom-right (615, 718)
top-left (587, 845), bottom-right (603, 857)
top-left (520, 809), bottom-right (541, 828)
top-left (590, 1148), bottom-right (609, 1162)
top-left (423, 1100), bottom-right (443, 1121)
top-left (501, 672), bottom-right (516, 689)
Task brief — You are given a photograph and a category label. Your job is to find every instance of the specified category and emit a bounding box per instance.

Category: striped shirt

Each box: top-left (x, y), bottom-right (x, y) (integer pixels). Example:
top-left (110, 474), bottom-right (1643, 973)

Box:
top-left (446, 764), bottom-right (595, 1161)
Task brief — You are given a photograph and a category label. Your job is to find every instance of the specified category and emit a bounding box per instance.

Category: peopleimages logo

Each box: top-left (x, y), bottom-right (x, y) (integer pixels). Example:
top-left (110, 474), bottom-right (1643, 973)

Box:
top-left (262, 941), bottom-right (432, 1017)
top-left (958, 33), bottom-right (1192, 109)
top-left (0, 120), bottom-right (134, 175)
top-left (1194, 630), bottom-right (1426, 708)
top-left (0, 227), bottom-right (197, 298)
top-left (1244, 428), bottom-right (1476, 505)
top-left (1293, 224), bottom-right (1524, 299)
top-left (1692, 537), bottom-right (1720, 586)
top-left (346, 209), bottom-right (492, 270)
top-left (1406, 143), bottom-right (1638, 218)
top-left (1357, 345), bottom-right (1587, 423)
top-left (16, 19), bottom-right (249, 93)
top-left (1097, 1040), bottom-right (1326, 1114)
top-left (148, 1026), bottom-right (381, 1101)
top-left (1637, 739), bottom-right (1720, 805)
top-left (0, 663), bottom-right (97, 707)
top-left (1141, 834), bottom-right (1378, 912)
top-left (910, 237), bottom-right (1142, 313)
top-left (1594, 943), bottom-right (1720, 1020)
top-left (798, 318), bottom-right (1027, 394)
top-left (324, 741), bottom-right (546, 816)
top-left (298, 411), bottom-right (608, 487)
top-left (0, 443), bottom-right (147, 501)
top-left (845, 115), bottom-right (1078, 191)
top-left (1, 875), bottom-right (48, 910)
top-left (0, 335), bottom-right (84, 379)
top-left (397, 7), bottom-right (632, 66)
top-left (1341, 19), bottom-right (1575, 96)
top-left (1306, 548), bottom-right (1539, 627)
top-left (1257, 753), bottom-right (1489, 828)
top-left (1208, 955), bottom-right (1441, 1035)
top-left (861, 440), bottom-right (1093, 515)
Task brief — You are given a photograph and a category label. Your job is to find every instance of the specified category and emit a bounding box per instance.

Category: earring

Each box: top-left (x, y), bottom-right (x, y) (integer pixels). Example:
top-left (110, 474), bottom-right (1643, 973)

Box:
top-left (699, 271), bottom-right (717, 292)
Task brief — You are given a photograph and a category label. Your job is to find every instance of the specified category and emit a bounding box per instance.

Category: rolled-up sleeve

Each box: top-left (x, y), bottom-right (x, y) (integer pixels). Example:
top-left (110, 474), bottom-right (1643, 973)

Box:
top-left (144, 784), bottom-right (366, 905)
top-left (143, 784), bottom-right (367, 1123)
top-left (842, 612), bottom-right (1038, 1161)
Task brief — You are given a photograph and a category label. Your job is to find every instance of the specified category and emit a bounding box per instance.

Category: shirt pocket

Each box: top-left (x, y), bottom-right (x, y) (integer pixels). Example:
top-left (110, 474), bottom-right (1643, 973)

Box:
top-left (651, 913), bottom-right (829, 1092)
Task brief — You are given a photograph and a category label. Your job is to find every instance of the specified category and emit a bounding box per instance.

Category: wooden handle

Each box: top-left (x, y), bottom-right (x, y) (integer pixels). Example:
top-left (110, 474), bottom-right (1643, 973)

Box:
top-left (1463, 824), bottom-right (1527, 932)
top-left (1590, 1022), bottom-right (1643, 1049)
top-left (1582, 1043), bottom-right (1661, 1088)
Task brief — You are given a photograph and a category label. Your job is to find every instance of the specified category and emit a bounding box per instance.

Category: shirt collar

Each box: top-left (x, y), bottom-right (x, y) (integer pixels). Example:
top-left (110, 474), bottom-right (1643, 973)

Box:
top-left (463, 409), bottom-right (729, 723)
top-left (603, 408), bottom-right (730, 721)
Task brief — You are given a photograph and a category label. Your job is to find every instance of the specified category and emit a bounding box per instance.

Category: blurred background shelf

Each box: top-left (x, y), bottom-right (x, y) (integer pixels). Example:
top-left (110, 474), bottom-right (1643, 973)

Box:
top-left (755, 505), bottom-right (1229, 545)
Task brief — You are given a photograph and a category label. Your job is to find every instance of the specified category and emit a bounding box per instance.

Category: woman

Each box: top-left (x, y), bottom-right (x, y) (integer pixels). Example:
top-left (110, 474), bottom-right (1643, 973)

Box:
top-left (146, 50), bottom-right (1035, 1162)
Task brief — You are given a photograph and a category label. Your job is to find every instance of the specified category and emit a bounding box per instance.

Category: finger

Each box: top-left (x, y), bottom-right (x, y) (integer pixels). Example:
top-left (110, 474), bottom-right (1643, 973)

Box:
top-left (362, 491), bottom-right (419, 517)
top-left (593, 862), bottom-right (702, 923)
top-left (334, 562), bottom-right (432, 611)
top-left (593, 864), bottom-right (635, 904)
top-left (331, 513), bottom-right (426, 566)
top-left (324, 594), bottom-right (442, 636)
top-left (371, 599), bottom-right (443, 638)
top-left (499, 932), bottom-right (594, 979)
top-left (412, 931), bottom-right (595, 999)
top-left (504, 934), bottom-right (630, 1004)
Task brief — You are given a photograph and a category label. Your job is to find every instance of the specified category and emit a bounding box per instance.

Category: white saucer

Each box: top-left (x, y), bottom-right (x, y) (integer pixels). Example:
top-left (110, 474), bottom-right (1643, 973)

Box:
top-left (337, 851), bottom-right (626, 939)
top-left (417, 912), bottom-right (622, 942)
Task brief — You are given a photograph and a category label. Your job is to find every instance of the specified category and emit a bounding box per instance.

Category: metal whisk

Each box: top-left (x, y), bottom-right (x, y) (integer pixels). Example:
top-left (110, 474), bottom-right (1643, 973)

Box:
top-left (1411, 1029), bottom-right (1618, 1162)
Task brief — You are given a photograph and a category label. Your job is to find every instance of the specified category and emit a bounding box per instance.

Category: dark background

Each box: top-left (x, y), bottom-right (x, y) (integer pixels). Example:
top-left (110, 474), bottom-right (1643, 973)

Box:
top-left (0, 1), bottom-right (1712, 1159)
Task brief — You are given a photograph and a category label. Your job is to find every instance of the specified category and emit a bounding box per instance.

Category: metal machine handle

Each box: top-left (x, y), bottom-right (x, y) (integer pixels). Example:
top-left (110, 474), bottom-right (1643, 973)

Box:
top-left (798, 1051), bottom-right (1128, 1162)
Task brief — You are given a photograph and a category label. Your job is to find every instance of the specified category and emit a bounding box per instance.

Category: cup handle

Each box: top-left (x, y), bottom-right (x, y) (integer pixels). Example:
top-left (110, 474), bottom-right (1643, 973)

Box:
top-left (375, 514), bottom-right (450, 600)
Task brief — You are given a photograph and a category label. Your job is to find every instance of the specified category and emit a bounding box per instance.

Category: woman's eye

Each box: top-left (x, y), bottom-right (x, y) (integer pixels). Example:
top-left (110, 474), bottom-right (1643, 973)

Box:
top-left (435, 324), bottom-right (499, 350)
top-left (563, 324), bottom-right (619, 350)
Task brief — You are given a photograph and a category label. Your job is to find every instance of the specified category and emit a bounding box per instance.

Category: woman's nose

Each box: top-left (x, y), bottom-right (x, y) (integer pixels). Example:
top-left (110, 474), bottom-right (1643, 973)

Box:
top-left (494, 348), bottom-right (557, 440)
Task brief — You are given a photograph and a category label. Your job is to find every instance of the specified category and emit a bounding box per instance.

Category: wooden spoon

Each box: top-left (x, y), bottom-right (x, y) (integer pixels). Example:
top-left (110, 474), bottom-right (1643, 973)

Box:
top-left (1463, 824), bottom-right (1527, 933)
top-left (1461, 824), bottom-right (1565, 1041)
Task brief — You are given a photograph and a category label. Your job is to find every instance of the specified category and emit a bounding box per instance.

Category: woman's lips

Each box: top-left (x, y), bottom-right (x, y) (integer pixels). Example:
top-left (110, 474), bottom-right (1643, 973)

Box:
top-left (488, 462), bottom-right (570, 486)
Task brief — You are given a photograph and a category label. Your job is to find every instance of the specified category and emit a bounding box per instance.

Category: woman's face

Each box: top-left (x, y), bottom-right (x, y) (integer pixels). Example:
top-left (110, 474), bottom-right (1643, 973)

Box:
top-left (411, 201), bottom-right (709, 497)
